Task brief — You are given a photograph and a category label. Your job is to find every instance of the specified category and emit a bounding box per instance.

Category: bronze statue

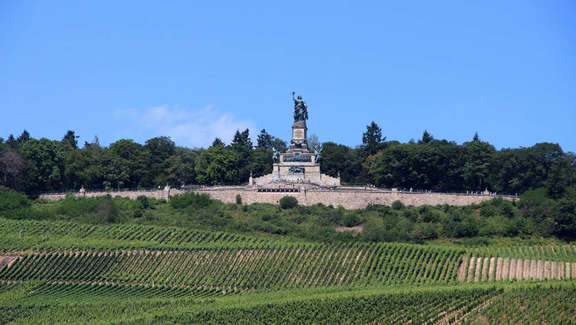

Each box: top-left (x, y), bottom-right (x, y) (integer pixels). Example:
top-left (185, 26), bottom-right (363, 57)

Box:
top-left (292, 92), bottom-right (308, 122)
top-left (314, 147), bottom-right (322, 163)
top-left (272, 147), bottom-right (280, 163)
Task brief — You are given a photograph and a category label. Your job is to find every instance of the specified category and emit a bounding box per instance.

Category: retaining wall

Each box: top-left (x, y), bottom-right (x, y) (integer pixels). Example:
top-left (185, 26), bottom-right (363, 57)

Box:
top-left (40, 187), bottom-right (516, 209)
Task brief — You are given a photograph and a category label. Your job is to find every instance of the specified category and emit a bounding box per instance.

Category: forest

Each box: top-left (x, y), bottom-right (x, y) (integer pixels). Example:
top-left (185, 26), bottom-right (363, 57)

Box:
top-left (0, 121), bottom-right (574, 198)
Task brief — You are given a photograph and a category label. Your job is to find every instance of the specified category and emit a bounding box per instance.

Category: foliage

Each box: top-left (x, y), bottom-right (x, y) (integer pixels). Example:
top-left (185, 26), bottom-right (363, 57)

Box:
top-left (0, 191), bottom-right (30, 211)
top-left (0, 243), bottom-right (464, 290)
top-left (391, 200), bottom-right (405, 210)
top-left (93, 196), bottom-right (119, 222)
top-left (362, 121), bottom-right (384, 156)
top-left (552, 197), bottom-right (576, 240)
top-left (465, 285), bottom-right (576, 324)
top-left (0, 127), bottom-right (574, 196)
top-left (194, 145), bottom-right (240, 185)
top-left (170, 192), bottom-right (213, 210)
top-left (279, 196), bottom-right (298, 209)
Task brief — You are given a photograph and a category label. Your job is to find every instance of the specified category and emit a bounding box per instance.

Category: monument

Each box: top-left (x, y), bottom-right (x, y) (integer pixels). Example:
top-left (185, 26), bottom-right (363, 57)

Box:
top-left (251, 92), bottom-right (340, 187)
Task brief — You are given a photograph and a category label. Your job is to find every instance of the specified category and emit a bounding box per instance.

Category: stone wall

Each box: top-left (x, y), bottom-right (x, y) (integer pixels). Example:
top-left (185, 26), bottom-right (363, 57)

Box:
top-left (41, 187), bottom-right (516, 209)
top-left (40, 189), bottom-right (177, 201)
top-left (196, 188), bottom-right (515, 209)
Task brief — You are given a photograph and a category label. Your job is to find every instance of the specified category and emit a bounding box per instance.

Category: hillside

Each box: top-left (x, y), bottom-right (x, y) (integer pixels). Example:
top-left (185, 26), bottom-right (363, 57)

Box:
top-left (0, 215), bottom-right (575, 324)
top-left (0, 192), bottom-right (575, 323)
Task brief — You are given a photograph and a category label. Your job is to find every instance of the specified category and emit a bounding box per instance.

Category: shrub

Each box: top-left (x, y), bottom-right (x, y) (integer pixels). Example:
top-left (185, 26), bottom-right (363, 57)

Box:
top-left (137, 195), bottom-right (150, 209)
top-left (170, 192), bottom-right (212, 209)
top-left (133, 208), bottom-right (144, 218)
top-left (553, 197), bottom-right (576, 240)
top-left (0, 191), bottom-right (30, 211)
top-left (391, 200), bottom-right (405, 210)
top-left (94, 196), bottom-right (119, 223)
top-left (57, 197), bottom-right (101, 217)
top-left (236, 194), bottom-right (242, 205)
top-left (279, 196), bottom-right (298, 209)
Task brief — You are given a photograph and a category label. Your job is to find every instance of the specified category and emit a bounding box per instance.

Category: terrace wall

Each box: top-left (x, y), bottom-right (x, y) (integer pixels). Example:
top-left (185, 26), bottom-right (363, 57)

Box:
top-left (40, 186), bottom-right (516, 209)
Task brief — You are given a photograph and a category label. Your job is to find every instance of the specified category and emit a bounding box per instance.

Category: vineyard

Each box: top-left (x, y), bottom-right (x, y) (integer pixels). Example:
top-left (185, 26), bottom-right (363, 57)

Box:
top-left (0, 244), bottom-right (464, 290)
top-left (3, 283), bottom-right (573, 325)
top-left (0, 217), bottom-right (283, 250)
top-left (140, 286), bottom-right (502, 325)
top-left (463, 284), bottom-right (576, 324)
top-left (0, 218), bottom-right (575, 323)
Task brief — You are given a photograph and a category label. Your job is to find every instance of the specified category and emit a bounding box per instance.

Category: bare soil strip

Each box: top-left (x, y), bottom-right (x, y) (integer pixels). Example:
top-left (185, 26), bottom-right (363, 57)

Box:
top-left (460, 257), bottom-right (576, 282)
top-left (508, 259), bottom-right (516, 280)
top-left (495, 257), bottom-right (502, 281)
top-left (467, 257), bottom-right (476, 282)
top-left (0, 255), bottom-right (18, 268)
top-left (456, 256), bottom-right (468, 282)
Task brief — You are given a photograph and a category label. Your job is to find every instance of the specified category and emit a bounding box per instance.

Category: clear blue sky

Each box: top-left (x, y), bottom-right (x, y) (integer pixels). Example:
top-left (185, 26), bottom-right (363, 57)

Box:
top-left (1, 1), bottom-right (575, 151)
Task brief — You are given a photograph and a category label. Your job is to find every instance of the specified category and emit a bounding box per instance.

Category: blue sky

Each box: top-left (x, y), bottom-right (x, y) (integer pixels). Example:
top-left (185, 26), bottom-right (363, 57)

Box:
top-left (1, 1), bottom-right (575, 151)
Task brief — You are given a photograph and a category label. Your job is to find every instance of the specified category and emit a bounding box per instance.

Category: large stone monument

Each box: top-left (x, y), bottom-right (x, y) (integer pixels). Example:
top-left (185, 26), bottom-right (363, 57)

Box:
top-left (251, 93), bottom-right (340, 187)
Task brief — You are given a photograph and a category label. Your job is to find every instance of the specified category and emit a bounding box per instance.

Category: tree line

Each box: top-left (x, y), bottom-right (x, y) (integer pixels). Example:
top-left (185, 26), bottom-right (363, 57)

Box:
top-left (0, 122), bottom-right (574, 198)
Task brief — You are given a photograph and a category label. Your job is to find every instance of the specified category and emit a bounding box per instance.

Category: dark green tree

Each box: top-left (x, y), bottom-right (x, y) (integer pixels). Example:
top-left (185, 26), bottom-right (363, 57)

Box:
top-left (5, 135), bottom-right (17, 149)
top-left (109, 139), bottom-right (148, 188)
top-left (0, 151), bottom-right (27, 191)
top-left (419, 130), bottom-right (434, 144)
top-left (16, 130), bottom-right (30, 146)
top-left (321, 142), bottom-right (363, 183)
top-left (166, 147), bottom-right (198, 186)
top-left (143, 137), bottom-right (175, 186)
top-left (231, 129), bottom-right (253, 183)
top-left (362, 121), bottom-right (384, 156)
top-left (61, 130), bottom-right (79, 149)
top-left (250, 147), bottom-right (273, 177)
top-left (461, 139), bottom-right (495, 191)
top-left (271, 137), bottom-right (287, 152)
top-left (552, 197), bottom-right (576, 240)
top-left (473, 132), bottom-right (480, 142)
top-left (21, 138), bottom-right (65, 192)
top-left (195, 145), bottom-right (240, 185)
top-left (211, 138), bottom-right (225, 147)
top-left (256, 129), bottom-right (273, 148)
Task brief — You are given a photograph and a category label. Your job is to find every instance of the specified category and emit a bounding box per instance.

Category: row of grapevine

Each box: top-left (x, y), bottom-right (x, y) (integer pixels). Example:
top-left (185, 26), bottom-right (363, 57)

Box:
top-left (21, 281), bottom-right (222, 302)
top-left (0, 217), bottom-right (272, 249)
top-left (0, 299), bottom-right (183, 325)
top-left (128, 287), bottom-right (501, 325)
top-left (463, 285), bottom-right (576, 324)
top-left (0, 244), bottom-right (464, 290)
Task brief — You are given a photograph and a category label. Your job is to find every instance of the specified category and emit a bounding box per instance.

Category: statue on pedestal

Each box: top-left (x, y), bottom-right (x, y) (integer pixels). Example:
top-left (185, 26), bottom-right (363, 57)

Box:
top-left (292, 92), bottom-right (308, 122)
top-left (314, 147), bottom-right (322, 163)
top-left (272, 147), bottom-right (280, 163)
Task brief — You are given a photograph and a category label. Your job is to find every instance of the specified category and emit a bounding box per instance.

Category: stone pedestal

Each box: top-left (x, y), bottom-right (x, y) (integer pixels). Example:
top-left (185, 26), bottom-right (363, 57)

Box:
top-left (290, 120), bottom-right (308, 152)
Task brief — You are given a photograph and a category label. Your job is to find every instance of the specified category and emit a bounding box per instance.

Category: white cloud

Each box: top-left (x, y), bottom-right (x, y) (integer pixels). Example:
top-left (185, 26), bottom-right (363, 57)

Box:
top-left (114, 105), bottom-right (255, 148)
